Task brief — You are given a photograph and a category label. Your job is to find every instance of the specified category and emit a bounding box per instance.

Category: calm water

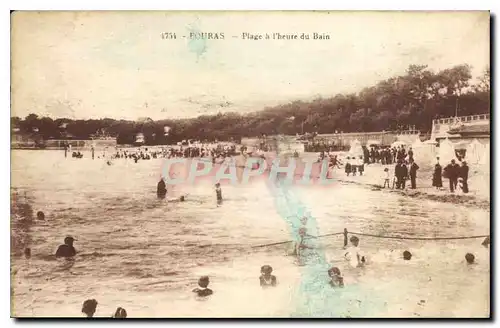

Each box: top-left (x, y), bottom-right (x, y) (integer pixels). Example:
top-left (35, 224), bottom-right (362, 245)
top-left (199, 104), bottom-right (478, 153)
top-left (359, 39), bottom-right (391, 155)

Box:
top-left (11, 150), bottom-right (490, 318)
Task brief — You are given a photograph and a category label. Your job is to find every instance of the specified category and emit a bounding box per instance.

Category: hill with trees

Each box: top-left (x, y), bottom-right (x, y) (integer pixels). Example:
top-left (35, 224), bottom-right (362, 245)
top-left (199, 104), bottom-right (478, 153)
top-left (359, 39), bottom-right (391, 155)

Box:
top-left (11, 64), bottom-right (490, 145)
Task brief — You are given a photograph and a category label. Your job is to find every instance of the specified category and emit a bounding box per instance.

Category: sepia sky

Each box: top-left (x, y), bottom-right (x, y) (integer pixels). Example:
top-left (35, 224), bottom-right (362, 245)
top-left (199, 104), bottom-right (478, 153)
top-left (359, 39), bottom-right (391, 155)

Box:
top-left (11, 11), bottom-right (490, 120)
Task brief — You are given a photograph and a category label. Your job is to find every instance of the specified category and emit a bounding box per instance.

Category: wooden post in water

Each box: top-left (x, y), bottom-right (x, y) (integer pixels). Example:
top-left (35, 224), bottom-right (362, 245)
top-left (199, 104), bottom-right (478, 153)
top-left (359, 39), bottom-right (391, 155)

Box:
top-left (343, 228), bottom-right (348, 247)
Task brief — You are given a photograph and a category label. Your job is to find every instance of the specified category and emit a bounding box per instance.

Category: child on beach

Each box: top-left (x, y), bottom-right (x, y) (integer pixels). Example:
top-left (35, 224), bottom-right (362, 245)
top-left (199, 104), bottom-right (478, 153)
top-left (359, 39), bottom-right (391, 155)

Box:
top-left (383, 168), bottom-right (390, 188)
top-left (259, 265), bottom-right (277, 288)
top-left (192, 276), bottom-right (213, 297)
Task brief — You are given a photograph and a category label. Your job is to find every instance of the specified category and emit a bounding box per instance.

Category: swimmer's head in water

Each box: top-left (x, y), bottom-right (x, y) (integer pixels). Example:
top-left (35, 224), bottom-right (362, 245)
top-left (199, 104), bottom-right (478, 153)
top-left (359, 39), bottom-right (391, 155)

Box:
top-left (350, 236), bottom-right (359, 247)
top-left (113, 307), bottom-right (127, 318)
top-left (36, 211), bottom-right (45, 220)
top-left (64, 236), bottom-right (76, 246)
top-left (82, 299), bottom-right (98, 317)
top-left (482, 236), bottom-right (490, 247)
top-left (180, 196), bottom-right (185, 202)
top-left (328, 267), bottom-right (341, 277)
top-left (403, 250), bottom-right (412, 260)
top-left (465, 253), bottom-right (475, 264)
top-left (261, 265), bottom-right (273, 275)
top-left (198, 276), bottom-right (210, 288)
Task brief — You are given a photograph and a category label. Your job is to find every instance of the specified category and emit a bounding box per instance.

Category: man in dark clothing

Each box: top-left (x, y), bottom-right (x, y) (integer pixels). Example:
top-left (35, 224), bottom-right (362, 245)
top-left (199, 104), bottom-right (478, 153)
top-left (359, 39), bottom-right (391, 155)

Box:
top-left (395, 161), bottom-right (408, 189)
top-left (409, 159), bottom-right (419, 189)
top-left (157, 178), bottom-right (167, 199)
top-left (55, 236), bottom-right (76, 258)
top-left (444, 159), bottom-right (460, 192)
top-left (408, 147), bottom-right (414, 161)
top-left (460, 161), bottom-right (469, 193)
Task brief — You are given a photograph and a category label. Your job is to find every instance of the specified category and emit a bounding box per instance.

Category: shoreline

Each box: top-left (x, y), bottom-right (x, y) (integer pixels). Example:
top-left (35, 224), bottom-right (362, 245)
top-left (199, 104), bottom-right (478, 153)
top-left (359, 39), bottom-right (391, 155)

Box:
top-left (333, 165), bottom-right (490, 210)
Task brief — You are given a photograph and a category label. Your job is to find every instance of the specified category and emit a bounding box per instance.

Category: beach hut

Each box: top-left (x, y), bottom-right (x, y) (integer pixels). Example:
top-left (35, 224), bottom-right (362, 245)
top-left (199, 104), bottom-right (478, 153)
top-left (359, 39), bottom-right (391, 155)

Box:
top-left (465, 139), bottom-right (484, 164)
top-left (349, 139), bottom-right (364, 157)
top-left (479, 141), bottom-right (490, 165)
top-left (438, 138), bottom-right (457, 163)
top-left (410, 138), bottom-right (433, 163)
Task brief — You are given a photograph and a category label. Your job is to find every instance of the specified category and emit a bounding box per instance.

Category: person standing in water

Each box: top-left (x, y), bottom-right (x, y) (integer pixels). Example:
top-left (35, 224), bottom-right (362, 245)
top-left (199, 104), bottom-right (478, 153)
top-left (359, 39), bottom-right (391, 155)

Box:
top-left (192, 276), bottom-right (213, 297)
top-left (91, 146), bottom-right (95, 160)
top-left (328, 267), bottom-right (344, 287)
top-left (157, 178), bottom-right (167, 199)
top-left (55, 236), bottom-right (77, 258)
top-left (82, 299), bottom-right (98, 318)
top-left (215, 183), bottom-right (223, 205)
top-left (344, 236), bottom-right (365, 268)
top-left (113, 307), bottom-right (127, 318)
top-left (259, 265), bottom-right (277, 288)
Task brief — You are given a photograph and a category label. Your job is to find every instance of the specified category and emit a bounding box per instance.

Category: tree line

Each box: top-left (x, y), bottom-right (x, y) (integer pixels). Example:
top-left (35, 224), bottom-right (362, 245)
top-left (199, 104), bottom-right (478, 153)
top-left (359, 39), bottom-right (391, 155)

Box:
top-left (11, 64), bottom-right (490, 145)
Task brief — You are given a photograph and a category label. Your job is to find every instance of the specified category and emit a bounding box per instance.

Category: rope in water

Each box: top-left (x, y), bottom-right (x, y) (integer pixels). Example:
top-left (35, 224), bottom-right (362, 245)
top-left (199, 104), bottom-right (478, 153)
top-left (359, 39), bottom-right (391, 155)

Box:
top-left (349, 231), bottom-right (489, 241)
top-left (251, 230), bottom-right (489, 248)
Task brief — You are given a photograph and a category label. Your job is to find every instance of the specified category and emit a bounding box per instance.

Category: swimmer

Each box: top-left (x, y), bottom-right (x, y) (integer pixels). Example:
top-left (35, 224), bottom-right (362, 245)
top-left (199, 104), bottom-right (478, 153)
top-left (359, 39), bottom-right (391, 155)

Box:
top-left (482, 236), bottom-right (490, 248)
top-left (192, 276), bottom-right (213, 297)
top-left (465, 253), bottom-right (475, 264)
top-left (157, 178), bottom-right (167, 199)
top-left (24, 247), bottom-right (31, 259)
top-left (82, 299), bottom-right (98, 318)
top-left (344, 236), bottom-right (365, 267)
top-left (403, 250), bottom-right (412, 261)
top-left (259, 265), bottom-right (277, 288)
top-left (55, 236), bottom-right (77, 258)
top-left (36, 211), bottom-right (45, 221)
top-left (113, 307), bottom-right (127, 318)
top-left (328, 267), bottom-right (344, 287)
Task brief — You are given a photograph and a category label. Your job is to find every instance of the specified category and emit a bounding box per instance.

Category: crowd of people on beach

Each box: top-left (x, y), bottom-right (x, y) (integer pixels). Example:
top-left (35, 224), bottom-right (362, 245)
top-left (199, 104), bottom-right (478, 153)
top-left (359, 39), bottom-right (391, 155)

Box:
top-left (326, 143), bottom-right (473, 194)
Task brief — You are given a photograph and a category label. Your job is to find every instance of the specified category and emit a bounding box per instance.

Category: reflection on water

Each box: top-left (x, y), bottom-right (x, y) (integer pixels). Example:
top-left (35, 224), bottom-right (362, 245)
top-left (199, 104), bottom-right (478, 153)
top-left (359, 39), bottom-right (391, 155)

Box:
top-left (11, 150), bottom-right (490, 318)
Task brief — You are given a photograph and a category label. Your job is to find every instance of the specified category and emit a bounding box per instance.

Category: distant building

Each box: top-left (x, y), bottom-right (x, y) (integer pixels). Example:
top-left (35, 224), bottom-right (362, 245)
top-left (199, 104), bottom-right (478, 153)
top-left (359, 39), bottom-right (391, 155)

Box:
top-left (431, 114), bottom-right (490, 141)
top-left (432, 114), bottom-right (490, 146)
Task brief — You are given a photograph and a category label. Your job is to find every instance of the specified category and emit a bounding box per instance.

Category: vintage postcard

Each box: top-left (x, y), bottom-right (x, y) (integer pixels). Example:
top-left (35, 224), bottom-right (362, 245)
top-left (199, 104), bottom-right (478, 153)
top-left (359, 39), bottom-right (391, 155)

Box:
top-left (10, 11), bottom-right (490, 318)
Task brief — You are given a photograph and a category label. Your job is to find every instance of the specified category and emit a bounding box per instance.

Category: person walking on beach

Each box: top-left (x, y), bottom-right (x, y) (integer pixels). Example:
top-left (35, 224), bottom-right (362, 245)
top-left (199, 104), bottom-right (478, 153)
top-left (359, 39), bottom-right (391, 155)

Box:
top-left (432, 159), bottom-right (443, 190)
top-left (444, 159), bottom-right (460, 193)
top-left (345, 157), bottom-right (352, 176)
top-left (408, 147), bottom-right (414, 162)
top-left (460, 161), bottom-right (469, 193)
top-left (395, 160), bottom-right (408, 189)
top-left (409, 159), bottom-right (419, 189)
